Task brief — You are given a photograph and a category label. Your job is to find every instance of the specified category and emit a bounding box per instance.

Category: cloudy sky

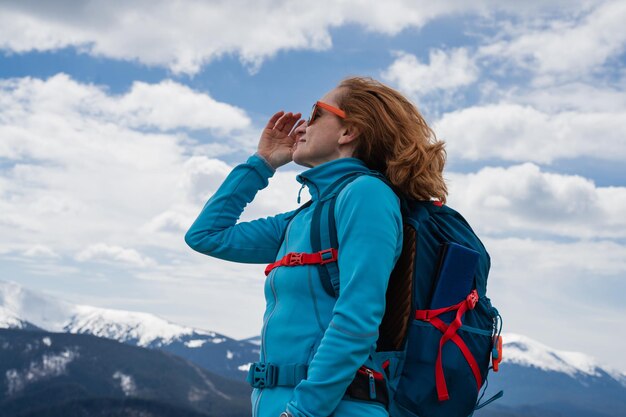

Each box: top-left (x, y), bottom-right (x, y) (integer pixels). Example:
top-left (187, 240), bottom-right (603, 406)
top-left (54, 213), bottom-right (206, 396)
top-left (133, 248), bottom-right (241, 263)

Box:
top-left (1, 1), bottom-right (625, 371)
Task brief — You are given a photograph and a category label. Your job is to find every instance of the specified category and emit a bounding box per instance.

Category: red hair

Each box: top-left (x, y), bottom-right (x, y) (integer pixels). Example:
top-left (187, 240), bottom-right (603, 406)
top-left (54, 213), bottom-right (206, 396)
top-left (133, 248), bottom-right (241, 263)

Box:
top-left (337, 77), bottom-right (447, 203)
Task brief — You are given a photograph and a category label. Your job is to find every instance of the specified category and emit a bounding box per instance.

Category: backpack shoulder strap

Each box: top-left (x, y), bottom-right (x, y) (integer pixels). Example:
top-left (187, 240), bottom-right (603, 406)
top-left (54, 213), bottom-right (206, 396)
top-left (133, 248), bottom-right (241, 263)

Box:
top-left (310, 170), bottom-right (390, 298)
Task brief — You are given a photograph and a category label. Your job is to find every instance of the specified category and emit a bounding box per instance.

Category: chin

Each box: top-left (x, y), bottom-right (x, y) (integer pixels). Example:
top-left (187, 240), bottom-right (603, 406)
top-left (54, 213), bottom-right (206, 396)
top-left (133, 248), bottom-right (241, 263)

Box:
top-left (292, 153), bottom-right (312, 168)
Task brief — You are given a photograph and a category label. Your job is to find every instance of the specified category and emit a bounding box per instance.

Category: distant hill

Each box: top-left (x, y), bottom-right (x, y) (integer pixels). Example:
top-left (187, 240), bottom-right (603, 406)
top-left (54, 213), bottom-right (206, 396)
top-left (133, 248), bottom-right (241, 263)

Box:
top-left (0, 280), bottom-right (258, 381)
top-left (0, 328), bottom-right (250, 417)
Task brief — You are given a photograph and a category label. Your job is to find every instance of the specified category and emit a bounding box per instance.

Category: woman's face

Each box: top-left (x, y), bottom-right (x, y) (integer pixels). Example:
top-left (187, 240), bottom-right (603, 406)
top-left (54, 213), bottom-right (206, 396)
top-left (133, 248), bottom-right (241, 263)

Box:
top-left (292, 87), bottom-right (355, 168)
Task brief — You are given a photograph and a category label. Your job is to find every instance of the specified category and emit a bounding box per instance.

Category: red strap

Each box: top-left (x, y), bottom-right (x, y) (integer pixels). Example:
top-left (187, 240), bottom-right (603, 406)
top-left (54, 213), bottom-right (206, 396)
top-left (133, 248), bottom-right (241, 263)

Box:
top-left (414, 290), bottom-right (480, 401)
top-left (265, 248), bottom-right (338, 276)
top-left (429, 316), bottom-right (482, 401)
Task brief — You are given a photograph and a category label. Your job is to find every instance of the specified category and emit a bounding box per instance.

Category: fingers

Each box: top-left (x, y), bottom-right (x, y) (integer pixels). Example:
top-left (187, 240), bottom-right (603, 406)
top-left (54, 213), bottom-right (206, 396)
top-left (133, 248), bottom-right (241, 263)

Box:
top-left (285, 112), bottom-right (302, 133)
top-left (273, 112), bottom-right (302, 132)
top-left (265, 111), bottom-right (285, 130)
top-left (289, 119), bottom-right (306, 137)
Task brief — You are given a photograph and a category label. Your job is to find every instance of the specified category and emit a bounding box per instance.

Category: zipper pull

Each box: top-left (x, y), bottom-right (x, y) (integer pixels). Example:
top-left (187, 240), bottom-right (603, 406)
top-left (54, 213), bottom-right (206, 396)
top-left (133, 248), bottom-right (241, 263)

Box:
top-left (366, 369), bottom-right (376, 399)
top-left (297, 182), bottom-right (305, 204)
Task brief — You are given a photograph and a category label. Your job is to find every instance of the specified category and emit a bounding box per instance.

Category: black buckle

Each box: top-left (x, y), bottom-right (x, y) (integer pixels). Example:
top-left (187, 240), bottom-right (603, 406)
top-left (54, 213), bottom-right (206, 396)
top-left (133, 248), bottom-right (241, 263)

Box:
top-left (248, 362), bottom-right (277, 388)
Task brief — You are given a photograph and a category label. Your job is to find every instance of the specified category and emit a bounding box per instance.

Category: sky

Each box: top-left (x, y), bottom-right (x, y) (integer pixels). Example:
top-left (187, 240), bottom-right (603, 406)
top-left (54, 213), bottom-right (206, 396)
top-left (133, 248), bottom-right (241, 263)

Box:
top-left (1, 0), bottom-right (625, 371)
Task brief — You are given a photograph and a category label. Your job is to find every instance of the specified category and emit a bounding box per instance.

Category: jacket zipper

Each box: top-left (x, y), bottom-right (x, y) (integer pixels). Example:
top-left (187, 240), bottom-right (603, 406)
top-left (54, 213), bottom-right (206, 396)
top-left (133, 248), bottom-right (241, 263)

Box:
top-left (298, 177), bottom-right (319, 202)
top-left (255, 220), bottom-right (295, 417)
top-left (261, 219), bottom-right (294, 359)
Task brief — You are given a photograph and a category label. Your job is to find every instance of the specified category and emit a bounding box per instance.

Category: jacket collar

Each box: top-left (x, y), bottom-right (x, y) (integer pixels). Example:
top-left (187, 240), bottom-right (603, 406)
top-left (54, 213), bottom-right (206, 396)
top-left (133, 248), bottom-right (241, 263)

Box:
top-left (296, 157), bottom-right (370, 201)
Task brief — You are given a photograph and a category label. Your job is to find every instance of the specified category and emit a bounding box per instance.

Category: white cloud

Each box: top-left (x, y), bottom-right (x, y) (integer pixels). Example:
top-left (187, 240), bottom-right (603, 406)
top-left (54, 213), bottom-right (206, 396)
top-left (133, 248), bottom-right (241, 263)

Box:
top-left (0, 74), bottom-right (249, 136)
top-left (435, 103), bottom-right (626, 163)
top-left (504, 82), bottom-right (626, 113)
top-left (446, 163), bottom-right (626, 239)
top-left (382, 49), bottom-right (479, 96)
top-left (111, 80), bottom-right (250, 133)
top-left (22, 245), bottom-right (59, 258)
top-left (180, 156), bottom-right (234, 206)
top-left (0, 0), bottom-right (601, 75)
top-left (179, 155), bottom-right (304, 217)
top-left (478, 0), bottom-right (626, 82)
top-left (483, 236), bottom-right (626, 371)
top-left (143, 210), bottom-right (194, 234)
top-left (0, 74), bottom-right (254, 257)
top-left (487, 237), bottom-right (626, 283)
top-left (0, 73), bottom-right (309, 292)
top-left (76, 244), bottom-right (156, 268)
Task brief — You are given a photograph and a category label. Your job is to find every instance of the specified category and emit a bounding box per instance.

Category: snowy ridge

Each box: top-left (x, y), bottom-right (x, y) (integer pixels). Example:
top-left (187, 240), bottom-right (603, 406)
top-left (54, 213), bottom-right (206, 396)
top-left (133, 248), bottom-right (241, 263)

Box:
top-left (64, 304), bottom-right (216, 347)
top-left (0, 305), bottom-right (28, 329)
top-left (0, 280), bottom-right (216, 347)
top-left (502, 332), bottom-right (626, 384)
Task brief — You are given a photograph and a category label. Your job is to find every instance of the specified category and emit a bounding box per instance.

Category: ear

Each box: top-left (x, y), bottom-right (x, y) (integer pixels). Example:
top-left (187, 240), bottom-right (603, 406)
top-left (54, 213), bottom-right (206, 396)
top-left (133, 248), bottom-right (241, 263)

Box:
top-left (338, 125), bottom-right (360, 146)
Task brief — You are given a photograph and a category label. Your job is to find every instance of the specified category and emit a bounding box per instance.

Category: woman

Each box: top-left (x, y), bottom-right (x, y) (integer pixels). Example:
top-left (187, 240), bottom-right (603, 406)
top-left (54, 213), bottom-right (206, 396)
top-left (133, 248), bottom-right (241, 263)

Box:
top-left (185, 77), bottom-right (447, 417)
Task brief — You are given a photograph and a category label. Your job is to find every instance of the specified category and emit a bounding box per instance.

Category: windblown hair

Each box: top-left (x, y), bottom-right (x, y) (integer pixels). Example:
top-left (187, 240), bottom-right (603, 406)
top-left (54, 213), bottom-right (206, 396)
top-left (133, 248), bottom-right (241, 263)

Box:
top-left (336, 77), bottom-right (447, 203)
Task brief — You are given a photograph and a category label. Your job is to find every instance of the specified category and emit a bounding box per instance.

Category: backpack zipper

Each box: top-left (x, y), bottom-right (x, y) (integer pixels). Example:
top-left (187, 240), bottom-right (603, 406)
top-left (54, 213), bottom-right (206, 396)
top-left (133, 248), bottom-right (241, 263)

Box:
top-left (357, 366), bottom-right (384, 399)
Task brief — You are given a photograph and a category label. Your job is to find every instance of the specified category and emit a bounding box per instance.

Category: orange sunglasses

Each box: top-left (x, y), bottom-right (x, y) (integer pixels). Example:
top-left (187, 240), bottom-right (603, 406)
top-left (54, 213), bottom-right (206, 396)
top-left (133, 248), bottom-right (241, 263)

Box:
top-left (307, 101), bottom-right (346, 125)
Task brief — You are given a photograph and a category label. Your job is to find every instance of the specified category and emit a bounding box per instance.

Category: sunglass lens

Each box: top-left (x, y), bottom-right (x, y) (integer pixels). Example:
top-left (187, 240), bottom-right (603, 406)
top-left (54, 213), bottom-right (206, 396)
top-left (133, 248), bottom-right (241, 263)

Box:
top-left (308, 103), bottom-right (319, 125)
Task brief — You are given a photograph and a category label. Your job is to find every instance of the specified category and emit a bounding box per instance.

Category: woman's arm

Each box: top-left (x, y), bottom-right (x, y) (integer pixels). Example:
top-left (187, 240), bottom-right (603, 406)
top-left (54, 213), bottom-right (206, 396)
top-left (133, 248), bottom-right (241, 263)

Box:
top-left (185, 153), bottom-right (296, 264)
top-left (286, 176), bottom-right (403, 417)
top-left (186, 111), bottom-right (304, 264)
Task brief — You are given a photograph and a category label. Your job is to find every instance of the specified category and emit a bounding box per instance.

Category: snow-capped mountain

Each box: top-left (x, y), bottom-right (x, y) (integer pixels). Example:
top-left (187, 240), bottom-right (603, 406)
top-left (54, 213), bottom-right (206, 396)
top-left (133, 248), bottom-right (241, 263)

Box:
top-left (0, 280), bottom-right (258, 380)
top-left (476, 334), bottom-right (626, 417)
top-left (0, 280), bottom-right (211, 345)
top-left (502, 332), bottom-right (626, 385)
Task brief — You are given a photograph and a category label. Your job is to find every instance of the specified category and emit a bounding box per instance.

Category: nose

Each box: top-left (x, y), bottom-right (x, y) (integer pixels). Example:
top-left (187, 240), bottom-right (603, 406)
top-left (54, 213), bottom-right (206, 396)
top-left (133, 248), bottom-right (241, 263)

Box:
top-left (294, 120), bottom-right (307, 136)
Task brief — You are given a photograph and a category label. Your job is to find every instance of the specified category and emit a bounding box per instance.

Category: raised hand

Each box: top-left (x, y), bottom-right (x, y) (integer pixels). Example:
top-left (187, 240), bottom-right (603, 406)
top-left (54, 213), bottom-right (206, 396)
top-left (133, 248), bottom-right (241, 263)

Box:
top-left (257, 111), bottom-right (305, 169)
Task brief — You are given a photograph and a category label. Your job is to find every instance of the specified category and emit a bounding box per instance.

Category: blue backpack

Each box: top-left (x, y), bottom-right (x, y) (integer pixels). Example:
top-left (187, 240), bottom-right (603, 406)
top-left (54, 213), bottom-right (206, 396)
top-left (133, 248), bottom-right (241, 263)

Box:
top-left (309, 171), bottom-right (504, 417)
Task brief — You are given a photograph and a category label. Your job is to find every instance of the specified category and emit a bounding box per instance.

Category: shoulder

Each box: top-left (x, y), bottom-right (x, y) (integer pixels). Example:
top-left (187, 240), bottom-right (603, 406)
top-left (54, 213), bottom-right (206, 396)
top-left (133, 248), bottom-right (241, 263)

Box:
top-left (339, 174), bottom-right (397, 201)
top-left (335, 174), bottom-right (400, 214)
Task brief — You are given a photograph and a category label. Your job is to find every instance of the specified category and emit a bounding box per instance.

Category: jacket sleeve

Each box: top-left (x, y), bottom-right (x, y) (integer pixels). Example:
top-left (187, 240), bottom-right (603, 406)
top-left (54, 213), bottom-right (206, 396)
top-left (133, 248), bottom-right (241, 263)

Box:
top-left (286, 176), bottom-right (402, 417)
top-left (184, 153), bottom-right (297, 264)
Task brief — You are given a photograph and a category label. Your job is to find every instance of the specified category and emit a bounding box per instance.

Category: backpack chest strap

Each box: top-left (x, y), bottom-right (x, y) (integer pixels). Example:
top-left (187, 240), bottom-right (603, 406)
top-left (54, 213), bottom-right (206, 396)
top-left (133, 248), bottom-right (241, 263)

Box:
top-left (265, 248), bottom-right (338, 276)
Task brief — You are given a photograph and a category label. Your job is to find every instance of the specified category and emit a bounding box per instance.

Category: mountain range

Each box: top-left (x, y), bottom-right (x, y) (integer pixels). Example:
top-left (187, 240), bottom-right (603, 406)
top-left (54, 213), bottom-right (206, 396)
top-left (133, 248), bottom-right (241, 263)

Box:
top-left (0, 280), bottom-right (257, 381)
top-left (0, 327), bottom-right (251, 417)
top-left (2, 279), bottom-right (626, 417)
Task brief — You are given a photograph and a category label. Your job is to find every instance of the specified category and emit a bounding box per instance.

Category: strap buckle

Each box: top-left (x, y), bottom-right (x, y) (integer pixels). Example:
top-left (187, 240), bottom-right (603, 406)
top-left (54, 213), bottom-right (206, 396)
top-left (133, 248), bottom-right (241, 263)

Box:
top-left (318, 248), bottom-right (337, 265)
top-left (466, 289), bottom-right (479, 310)
top-left (247, 362), bottom-right (277, 388)
top-left (288, 252), bottom-right (303, 266)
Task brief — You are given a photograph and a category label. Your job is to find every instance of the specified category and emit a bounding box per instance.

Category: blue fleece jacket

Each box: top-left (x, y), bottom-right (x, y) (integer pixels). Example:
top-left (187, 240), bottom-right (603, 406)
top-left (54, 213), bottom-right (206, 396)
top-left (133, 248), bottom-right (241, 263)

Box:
top-left (185, 154), bottom-right (402, 417)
